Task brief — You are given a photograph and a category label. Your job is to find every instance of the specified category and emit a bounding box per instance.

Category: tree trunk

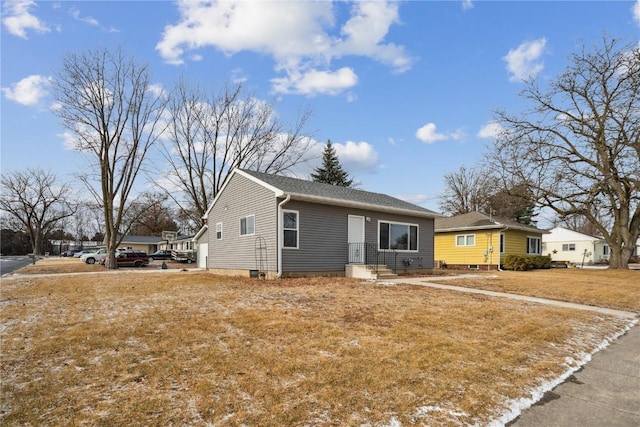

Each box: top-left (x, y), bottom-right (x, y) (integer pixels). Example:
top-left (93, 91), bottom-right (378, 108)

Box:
top-left (608, 245), bottom-right (630, 269)
top-left (104, 252), bottom-right (118, 270)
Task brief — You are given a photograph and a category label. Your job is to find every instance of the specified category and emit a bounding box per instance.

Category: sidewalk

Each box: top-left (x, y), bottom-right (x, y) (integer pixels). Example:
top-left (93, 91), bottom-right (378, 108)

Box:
top-left (385, 276), bottom-right (639, 426)
top-left (511, 324), bottom-right (640, 426)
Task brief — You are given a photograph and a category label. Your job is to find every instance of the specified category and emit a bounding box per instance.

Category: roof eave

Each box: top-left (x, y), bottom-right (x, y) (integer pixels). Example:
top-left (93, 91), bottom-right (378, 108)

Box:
top-left (287, 193), bottom-right (441, 219)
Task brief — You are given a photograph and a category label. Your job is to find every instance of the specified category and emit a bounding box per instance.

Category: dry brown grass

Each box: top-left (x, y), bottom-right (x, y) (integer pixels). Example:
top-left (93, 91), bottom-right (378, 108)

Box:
top-left (440, 269), bottom-right (640, 313)
top-left (1, 268), bottom-right (632, 426)
top-left (14, 256), bottom-right (185, 275)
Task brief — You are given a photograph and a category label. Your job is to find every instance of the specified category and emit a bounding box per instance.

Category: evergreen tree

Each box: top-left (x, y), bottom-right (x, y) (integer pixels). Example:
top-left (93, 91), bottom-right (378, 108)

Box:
top-left (311, 140), bottom-right (354, 187)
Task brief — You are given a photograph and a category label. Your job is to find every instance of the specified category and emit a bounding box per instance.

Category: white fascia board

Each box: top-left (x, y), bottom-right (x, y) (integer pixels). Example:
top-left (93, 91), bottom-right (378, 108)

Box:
top-left (193, 224), bottom-right (208, 241)
top-left (234, 169), bottom-right (285, 196)
top-left (287, 193), bottom-right (441, 219)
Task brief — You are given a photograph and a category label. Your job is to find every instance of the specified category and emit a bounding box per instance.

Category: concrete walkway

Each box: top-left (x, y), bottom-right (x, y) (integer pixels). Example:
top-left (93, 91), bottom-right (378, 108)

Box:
top-left (384, 276), bottom-right (640, 426)
top-left (511, 324), bottom-right (640, 427)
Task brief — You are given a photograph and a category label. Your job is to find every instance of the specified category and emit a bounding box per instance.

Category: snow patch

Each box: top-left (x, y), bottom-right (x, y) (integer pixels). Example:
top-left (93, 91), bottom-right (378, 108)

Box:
top-left (487, 318), bottom-right (638, 426)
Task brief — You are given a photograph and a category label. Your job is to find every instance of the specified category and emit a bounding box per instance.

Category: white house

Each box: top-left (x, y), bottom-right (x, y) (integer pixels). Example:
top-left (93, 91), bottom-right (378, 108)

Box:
top-left (542, 227), bottom-right (609, 265)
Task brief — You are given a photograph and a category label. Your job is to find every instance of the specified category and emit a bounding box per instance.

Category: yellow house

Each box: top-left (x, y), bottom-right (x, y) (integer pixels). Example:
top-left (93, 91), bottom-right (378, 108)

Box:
top-left (434, 211), bottom-right (546, 270)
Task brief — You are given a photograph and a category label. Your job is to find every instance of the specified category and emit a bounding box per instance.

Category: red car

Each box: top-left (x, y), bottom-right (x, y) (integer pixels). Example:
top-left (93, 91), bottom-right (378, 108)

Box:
top-left (100, 250), bottom-right (149, 267)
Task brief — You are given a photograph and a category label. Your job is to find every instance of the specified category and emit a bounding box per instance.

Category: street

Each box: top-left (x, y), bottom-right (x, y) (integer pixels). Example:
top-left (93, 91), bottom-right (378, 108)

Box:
top-left (0, 256), bottom-right (35, 276)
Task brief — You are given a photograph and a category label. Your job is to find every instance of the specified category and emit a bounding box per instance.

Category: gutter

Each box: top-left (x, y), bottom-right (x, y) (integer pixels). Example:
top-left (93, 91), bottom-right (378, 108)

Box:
top-left (276, 194), bottom-right (291, 278)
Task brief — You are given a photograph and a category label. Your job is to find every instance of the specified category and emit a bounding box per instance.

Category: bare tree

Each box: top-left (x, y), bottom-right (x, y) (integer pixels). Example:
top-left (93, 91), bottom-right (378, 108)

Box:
top-left (52, 47), bottom-right (168, 268)
top-left (126, 192), bottom-right (178, 236)
top-left (0, 168), bottom-right (77, 255)
top-left (158, 80), bottom-right (315, 230)
top-left (490, 38), bottom-right (640, 268)
top-left (438, 165), bottom-right (496, 215)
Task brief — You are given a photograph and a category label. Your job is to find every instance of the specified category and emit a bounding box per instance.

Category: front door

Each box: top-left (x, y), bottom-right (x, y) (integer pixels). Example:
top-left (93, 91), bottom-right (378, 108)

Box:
top-left (348, 215), bottom-right (365, 263)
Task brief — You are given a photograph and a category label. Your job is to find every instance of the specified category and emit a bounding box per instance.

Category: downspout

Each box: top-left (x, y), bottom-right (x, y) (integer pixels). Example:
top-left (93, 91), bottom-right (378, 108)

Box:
top-left (276, 194), bottom-right (291, 278)
top-left (497, 228), bottom-right (508, 271)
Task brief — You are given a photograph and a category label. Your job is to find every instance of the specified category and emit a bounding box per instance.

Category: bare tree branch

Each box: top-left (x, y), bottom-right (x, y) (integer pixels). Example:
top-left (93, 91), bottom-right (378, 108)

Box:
top-left (489, 37), bottom-right (640, 268)
top-left (0, 168), bottom-right (77, 255)
top-left (52, 47), bottom-right (169, 268)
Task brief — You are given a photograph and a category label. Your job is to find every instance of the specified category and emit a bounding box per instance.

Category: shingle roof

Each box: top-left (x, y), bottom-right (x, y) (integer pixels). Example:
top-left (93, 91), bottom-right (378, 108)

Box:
top-left (434, 211), bottom-right (545, 233)
top-left (238, 169), bottom-right (440, 218)
top-left (121, 235), bottom-right (166, 244)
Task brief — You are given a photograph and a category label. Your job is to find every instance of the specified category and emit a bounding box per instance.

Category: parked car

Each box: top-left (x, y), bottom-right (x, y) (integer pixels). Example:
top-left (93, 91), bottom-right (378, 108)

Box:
top-left (62, 249), bottom-right (81, 257)
top-left (148, 249), bottom-right (173, 261)
top-left (81, 248), bottom-right (107, 264)
top-left (100, 250), bottom-right (149, 267)
top-left (74, 249), bottom-right (98, 258)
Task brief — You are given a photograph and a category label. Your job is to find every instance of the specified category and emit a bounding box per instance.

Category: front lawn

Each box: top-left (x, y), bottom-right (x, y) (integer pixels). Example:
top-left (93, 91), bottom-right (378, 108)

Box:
top-left (0, 271), bottom-right (633, 425)
top-left (438, 268), bottom-right (640, 313)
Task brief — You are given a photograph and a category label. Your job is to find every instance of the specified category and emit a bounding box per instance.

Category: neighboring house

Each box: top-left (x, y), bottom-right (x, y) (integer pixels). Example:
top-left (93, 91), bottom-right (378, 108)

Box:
top-left (160, 234), bottom-right (195, 252)
top-left (203, 168), bottom-right (440, 278)
top-left (542, 227), bottom-right (609, 265)
top-left (118, 235), bottom-right (166, 254)
top-left (434, 211), bottom-right (546, 270)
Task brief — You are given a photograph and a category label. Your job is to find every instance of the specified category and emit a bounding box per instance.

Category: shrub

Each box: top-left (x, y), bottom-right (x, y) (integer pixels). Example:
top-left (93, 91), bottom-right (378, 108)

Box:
top-left (502, 255), bottom-right (551, 271)
top-left (502, 255), bottom-right (528, 271)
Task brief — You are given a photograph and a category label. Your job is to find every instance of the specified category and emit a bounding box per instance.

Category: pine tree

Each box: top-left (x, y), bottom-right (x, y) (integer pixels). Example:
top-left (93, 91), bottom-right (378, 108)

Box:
top-left (311, 140), bottom-right (354, 187)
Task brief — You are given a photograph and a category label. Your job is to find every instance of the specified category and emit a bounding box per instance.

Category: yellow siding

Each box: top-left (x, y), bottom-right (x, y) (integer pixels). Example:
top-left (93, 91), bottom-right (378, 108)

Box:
top-left (435, 229), bottom-right (544, 267)
top-left (434, 230), bottom-right (502, 267)
top-left (503, 230), bottom-right (530, 256)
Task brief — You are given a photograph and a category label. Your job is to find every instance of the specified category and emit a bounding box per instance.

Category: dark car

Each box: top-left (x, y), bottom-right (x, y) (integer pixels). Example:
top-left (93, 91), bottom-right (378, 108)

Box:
top-left (148, 250), bottom-right (173, 261)
top-left (101, 250), bottom-right (149, 267)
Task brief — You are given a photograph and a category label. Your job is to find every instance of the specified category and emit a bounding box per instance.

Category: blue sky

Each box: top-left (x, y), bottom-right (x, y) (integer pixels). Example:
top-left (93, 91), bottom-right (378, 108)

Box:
top-left (2, 0), bottom-right (639, 217)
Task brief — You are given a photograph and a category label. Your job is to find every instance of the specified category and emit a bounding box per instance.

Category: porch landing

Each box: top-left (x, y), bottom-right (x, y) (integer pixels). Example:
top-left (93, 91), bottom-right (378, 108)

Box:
top-left (345, 264), bottom-right (398, 280)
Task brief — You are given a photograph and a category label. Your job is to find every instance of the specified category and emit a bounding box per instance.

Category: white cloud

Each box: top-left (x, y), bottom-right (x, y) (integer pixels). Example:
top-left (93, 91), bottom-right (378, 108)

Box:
top-left (156, 0), bottom-right (412, 95)
top-left (1, 74), bottom-right (51, 106)
top-left (333, 140), bottom-right (379, 173)
top-left (477, 121), bottom-right (504, 139)
top-left (462, 1), bottom-right (474, 11)
top-left (69, 7), bottom-right (99, 26)
top-left (147, 83), bottom-right (167, 99)
top-left (415, 122), bottom-right (464, 144)
top-left (634, 0), bottom-right (640, 26)
top-left (271, 67), bottom-right (358, 96)
top-left (503, 38), bottom-right (547, 82)
top-left (2, 0), bottom-right (49, 38)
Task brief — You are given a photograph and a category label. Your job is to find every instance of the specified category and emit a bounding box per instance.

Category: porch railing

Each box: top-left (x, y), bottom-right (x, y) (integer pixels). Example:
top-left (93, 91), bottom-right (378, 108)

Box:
top-left (347, 242), bottom-right (398, 274)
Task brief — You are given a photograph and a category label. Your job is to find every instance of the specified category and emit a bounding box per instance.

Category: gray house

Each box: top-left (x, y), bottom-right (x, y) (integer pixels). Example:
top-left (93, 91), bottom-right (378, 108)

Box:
top-left (203, 168), bottom-right (440, 278)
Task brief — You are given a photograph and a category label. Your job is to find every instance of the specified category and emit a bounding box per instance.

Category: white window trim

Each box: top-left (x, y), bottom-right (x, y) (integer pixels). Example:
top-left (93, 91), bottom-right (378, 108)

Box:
top-left (283, 209), bottom-right (299, 249)
top-left (527, 236), bottom-right (541, 255)
top-left (240, 214), bottom-right (255, 236)
top-left (455, 234), bottom-right (476, 247)
top-left (216, 222), bottom-right (223, 240)
top-left (378, 220), bottom-right (419, 252)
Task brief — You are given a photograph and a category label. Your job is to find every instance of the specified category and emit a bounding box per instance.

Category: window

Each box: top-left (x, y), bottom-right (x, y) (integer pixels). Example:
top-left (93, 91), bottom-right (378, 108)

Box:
top-left (379, 221), bottom-right (418, 251)
top-left (527, 236), bottom-right (541, 255)
top-left (456, 234), bottom-right (475, 247)
top-left (240, 215), bottom-right (255, 236)
top-left (603, 245), bottom-right (609, 256)
top-left (216, 222), bottom-right (223, 240)
top-left (562, 243), bottom-right (575, 251)
top-left (500, 233), bottom-right (505, 253)
top-left (283, 210), bottom-right (298, 249)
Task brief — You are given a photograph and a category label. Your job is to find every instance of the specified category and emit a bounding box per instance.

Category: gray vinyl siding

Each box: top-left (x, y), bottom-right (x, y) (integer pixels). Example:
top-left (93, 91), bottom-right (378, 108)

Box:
top-left (281, 200), bottom-right (435, 272)
top-left (208, 174), bottom-right (278, 271)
